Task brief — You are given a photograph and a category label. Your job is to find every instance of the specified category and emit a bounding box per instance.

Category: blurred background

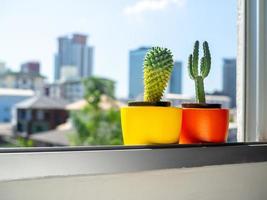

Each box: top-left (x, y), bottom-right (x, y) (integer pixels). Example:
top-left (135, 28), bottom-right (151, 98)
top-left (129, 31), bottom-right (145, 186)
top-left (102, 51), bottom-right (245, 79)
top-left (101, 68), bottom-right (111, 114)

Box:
top-left (0, 0), bottom-right (237, 147)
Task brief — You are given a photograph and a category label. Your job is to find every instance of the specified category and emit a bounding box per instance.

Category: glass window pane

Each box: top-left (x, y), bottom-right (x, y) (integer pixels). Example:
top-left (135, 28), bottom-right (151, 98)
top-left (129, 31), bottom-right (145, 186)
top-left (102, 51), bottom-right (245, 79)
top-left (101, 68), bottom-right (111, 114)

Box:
top-left (0, 0), bottom-right (238, 147)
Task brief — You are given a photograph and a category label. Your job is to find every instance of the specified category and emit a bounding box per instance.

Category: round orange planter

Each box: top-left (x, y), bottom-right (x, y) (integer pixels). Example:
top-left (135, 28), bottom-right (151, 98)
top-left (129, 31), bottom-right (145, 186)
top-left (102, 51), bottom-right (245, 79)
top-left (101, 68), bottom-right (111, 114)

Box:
top-left (121, 106), bottom-right (182, 145)
top-left (179, 108), bottom-right (229, 144)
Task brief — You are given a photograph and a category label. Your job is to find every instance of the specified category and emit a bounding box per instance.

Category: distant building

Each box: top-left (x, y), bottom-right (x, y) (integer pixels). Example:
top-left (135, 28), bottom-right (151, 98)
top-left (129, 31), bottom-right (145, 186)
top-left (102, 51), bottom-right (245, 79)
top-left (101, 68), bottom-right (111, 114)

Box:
top-left (0, 61), bottom-right (7, 74)
top-left (169, 61), bottom-right (182, 94)
top-left (165, 93), bottom-right (231, 108)
top-left (222, 59), bottom-right (236, 108)
top-left (63, 80), bottom-right (84, 102)
top-left (60, 65), bottom-right (78, 82)
top-left (0, 71), bottom-right (45, 93)
top-left (228, 122), bottom-right (237, 142)
top-left (13, 96), bottom-right (69, 135)
top-left (0, 88), bottom-right (34, 122)
top-left (0, 61), bottom-right (45, 93)
top-left (21, 61), bottom-right (40, 75)
top-left (46, 79), bottom-right (84, 102)
top-left (46, 82), bottom-right (63, 100)
top-left (54, 33), bottom-right (94, 81)
top-left (128, 47), bottom-right (150, 99)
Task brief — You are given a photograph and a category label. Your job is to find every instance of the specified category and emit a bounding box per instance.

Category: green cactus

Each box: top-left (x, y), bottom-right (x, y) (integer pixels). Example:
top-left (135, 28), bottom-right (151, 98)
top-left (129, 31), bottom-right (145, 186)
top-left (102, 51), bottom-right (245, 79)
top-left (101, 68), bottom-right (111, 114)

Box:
top-left (188, 41), bottom-right (211, 103)
top-left (143, 47), bottom-right (174, 102)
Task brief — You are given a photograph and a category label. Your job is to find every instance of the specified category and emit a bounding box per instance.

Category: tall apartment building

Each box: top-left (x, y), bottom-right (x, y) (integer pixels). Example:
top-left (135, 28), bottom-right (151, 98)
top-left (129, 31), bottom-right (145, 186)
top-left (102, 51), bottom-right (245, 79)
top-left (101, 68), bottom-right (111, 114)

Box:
top-left (128, 47), bottom-right (150, 99)
top-left (169, 61), bottom-right (182, 94)
top-left (222, 58), bottom-right (236, 108)
top-left (54, 33), bottom-right (94, 81)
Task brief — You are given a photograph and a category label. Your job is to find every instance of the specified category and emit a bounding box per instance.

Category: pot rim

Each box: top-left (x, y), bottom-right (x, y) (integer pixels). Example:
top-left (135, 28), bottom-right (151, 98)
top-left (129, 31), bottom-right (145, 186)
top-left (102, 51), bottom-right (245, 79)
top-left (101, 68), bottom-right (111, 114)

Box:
top-left (182, 103), bottom-right (222, 109)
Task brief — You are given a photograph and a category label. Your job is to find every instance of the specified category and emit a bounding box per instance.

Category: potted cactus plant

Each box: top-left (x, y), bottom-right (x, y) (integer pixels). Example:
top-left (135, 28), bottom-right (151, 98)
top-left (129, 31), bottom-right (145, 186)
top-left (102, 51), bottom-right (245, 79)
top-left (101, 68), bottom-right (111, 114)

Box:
top-left (121, 47), bottom-right (182, 145)
top-left (179, 41), bottom-right (229, 144)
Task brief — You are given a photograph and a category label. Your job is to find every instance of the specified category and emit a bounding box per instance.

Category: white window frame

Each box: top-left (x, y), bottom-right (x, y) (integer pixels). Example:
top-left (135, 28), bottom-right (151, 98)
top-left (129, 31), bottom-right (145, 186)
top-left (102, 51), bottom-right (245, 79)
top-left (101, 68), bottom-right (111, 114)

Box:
top-left (237, 0), bottom-right (267, 141)
top-left (1, 0), bottom-right (267, 182)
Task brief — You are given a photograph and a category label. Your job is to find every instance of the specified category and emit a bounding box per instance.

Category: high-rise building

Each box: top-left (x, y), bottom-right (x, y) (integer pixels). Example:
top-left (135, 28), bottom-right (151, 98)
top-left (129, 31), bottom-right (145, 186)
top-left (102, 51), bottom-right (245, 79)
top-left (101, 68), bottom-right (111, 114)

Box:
top-left (169, 61), bottom-right (182, 94)
top-left (21, 61), bottom-right (40, 75)
top-left (54, 33), bottom-right (94, 81)
top-left (128, 47), bottom-right (150, 99)
top-left (222, 58), bottom-right (236, 108)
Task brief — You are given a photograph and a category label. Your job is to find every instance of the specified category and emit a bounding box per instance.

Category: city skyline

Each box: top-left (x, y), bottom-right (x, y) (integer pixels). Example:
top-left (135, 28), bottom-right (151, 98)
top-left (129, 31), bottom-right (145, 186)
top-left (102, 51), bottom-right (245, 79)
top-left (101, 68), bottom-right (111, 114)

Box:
top-left (0, 0), bottom-right (237, 97)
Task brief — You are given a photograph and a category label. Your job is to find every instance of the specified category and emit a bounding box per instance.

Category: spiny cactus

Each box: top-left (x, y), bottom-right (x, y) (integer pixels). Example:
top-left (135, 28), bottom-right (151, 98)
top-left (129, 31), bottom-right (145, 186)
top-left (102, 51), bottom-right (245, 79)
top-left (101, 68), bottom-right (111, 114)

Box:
top-left (143, 47), bottom-right (174, 102)
top-left (188, 41), bottom-right (211, 103)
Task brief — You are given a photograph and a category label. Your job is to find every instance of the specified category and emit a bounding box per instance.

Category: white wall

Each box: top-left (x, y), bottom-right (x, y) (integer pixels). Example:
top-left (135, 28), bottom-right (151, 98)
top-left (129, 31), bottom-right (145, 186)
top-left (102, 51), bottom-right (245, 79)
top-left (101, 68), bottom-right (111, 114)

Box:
top-left (1, 162), bottom-right (267, 200)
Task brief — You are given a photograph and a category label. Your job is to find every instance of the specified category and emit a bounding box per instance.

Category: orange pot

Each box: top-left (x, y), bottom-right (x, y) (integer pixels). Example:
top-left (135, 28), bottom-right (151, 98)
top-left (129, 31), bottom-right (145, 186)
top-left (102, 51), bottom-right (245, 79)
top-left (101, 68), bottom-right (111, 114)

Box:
top-left (179, 108), bottom-right (229, 144)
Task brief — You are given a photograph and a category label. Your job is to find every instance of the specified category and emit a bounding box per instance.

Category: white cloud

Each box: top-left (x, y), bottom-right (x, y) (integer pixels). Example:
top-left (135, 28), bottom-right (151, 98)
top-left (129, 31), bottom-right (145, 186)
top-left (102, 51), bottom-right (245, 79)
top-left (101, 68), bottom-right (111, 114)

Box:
top-left (124, 0), bottom-right (186, 16)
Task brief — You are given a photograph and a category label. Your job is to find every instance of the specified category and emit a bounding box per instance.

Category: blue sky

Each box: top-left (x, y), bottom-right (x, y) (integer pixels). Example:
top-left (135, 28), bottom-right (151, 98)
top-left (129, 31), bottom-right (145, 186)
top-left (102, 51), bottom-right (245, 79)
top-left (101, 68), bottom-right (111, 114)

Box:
top-left (0, 0), bottom-right (237, 98)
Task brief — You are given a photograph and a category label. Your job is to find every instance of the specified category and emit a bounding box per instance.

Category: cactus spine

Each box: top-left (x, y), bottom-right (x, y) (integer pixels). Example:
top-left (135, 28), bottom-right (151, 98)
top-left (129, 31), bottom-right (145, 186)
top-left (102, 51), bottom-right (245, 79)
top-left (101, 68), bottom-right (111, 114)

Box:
top-left (188, 41), bottom-right (211, 103)
top-left (144, 47), bottom-right (174, 102)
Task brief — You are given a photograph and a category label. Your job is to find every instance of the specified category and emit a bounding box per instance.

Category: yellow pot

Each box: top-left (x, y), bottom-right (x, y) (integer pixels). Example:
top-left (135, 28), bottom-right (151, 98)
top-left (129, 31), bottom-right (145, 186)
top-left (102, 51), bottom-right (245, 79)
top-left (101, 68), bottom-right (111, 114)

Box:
top-left (121, 106), bottom-right (182, 145)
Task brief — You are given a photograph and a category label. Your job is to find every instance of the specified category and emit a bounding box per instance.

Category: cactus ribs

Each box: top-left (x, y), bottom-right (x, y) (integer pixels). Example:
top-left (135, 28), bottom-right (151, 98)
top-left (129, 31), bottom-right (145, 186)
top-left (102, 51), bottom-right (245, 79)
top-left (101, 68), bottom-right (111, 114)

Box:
top-left (143, 47), bottom-right (174, 102)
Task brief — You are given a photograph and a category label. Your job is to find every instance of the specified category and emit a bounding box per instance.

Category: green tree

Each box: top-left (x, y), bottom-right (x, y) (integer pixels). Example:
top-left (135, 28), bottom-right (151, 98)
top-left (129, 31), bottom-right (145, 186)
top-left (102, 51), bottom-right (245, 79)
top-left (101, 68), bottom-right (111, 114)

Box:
top-left (70, 77), bottom-right (122, 145)
top-left (83, 77), bottom-right (115, 107)
top-left (16, 137), bottom-right (35, 147)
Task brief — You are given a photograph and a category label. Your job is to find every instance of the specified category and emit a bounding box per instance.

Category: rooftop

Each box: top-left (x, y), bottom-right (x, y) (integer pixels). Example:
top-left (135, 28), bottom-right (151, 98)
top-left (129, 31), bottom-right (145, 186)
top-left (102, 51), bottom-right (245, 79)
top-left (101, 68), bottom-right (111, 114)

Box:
top-left (131, 46), bottom-right (151, 53)
top-left (30, 129), bottom-right (71, 146)
top-left (30, 120), bottom-right (73, 146)
top-left (0, 88), bottom-right (34, 96)
top-left (66, 95), bottom-right (125, 111)
top-left (15, 96), bottom-right (68, 109)
top-left (0, 70), bottom-right (46, 78)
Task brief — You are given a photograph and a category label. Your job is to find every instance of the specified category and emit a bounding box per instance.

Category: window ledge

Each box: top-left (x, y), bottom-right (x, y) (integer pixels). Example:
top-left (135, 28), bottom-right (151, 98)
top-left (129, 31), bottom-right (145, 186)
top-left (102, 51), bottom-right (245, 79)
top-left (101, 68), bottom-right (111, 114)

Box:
top-left (1, 143), bottom-right (267, 181)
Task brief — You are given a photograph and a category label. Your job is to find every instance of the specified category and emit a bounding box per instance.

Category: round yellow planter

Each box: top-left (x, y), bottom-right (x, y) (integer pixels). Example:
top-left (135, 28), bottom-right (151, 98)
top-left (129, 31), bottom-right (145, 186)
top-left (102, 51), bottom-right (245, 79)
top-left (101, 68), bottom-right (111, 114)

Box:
top-left (121, 106), bottom-right (182, 145)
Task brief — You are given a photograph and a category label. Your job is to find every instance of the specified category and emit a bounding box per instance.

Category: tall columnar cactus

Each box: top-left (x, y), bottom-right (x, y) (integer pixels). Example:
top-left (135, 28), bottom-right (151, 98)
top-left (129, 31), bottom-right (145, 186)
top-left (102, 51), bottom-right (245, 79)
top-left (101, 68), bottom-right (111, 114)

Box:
top-left (188, 41), bottom-right (211, 103)
top-left (143, 47), bottom-right (174, 102)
